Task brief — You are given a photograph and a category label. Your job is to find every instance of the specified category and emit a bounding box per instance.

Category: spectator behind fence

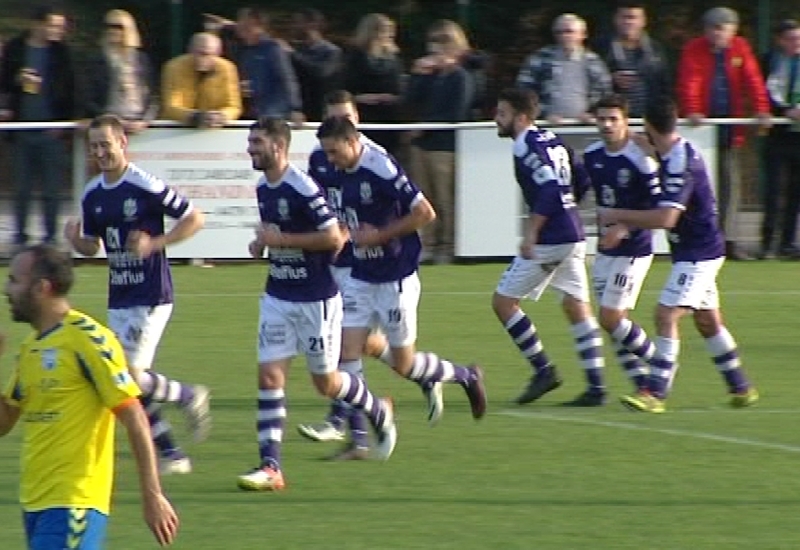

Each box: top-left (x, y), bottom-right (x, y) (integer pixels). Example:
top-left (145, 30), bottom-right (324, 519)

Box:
top-left (289, 8), bottom-right (342, 122)
top-left (343, 13), bottom-right (404, 158)
top-left (595, 1), bottom-right (671, 117)
top-left (677, 6), bottom-right (770, 261)
top-left (761, 19), bottom-right (800, 260)
top-left (161, 32), bottom-right (241, 127)
top-left (406, 19), bottom-right (475, 264)
top-left (235, 7), bottom-right (303, 122)
top-left (0, 3), bottom-right (75, 248)
top-left (83, 10), bottom-right (156, 134)
top-left (516, 13), bottom-right (612, 124)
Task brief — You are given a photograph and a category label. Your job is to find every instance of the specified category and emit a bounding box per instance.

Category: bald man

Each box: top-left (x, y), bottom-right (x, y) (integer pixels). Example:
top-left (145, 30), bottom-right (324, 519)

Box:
top-left (161, 32), bottom-right (242, 127)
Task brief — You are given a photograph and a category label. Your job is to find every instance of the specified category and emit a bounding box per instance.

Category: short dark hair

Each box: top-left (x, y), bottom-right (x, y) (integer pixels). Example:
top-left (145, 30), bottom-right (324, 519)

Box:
top-left (296, 7), bottom-right (326, 27)
top-left (23, 244), bottom-right (74, 297)
top-left (239, 6), bottom-right (269, 28)
top-left (324, 89), bottom-right (355, 107)
top-left (644, 98), bottom-right (678, 135)
top-left (593, 94), bottom-right (630, 117)
top-left (250, 117), bottom-right (292, 147)
top-left (316, 116), bottom-right (359, 141)
top-left (89, 114), bottom-right (126, 136)
top-left (615, 1), bottom-right (646, 10)
top-left (776, 19), bottom-right (800, 35)
top-left (32, 3), bottom-right (64, 22)
top-left (497, 88), bottom-right (540, 120)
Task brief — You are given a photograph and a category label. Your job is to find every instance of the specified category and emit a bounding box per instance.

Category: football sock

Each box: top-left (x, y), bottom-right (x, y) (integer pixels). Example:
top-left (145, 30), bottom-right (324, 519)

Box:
top-left (406, 352), bottom-right (472, 386)
top-left (335, 372), bottom-right (386, 430)
top-left (504, 309), bottom-right (551, 373)
top-left (141, 396), bottom-right (180, 456)
top-left (337, 360), bottom-right (369, 447)
top-left (257, 388), bottom-right (286, 471)
top-left (571, 318), bottom-right (605, 392)
top-left (137, 371), bottom-right (196, 407)
top-left (705, 327), bottom-right (749, 393)
top-left (647, 337), bottom-right (680, 399)
top-left (611, 318), bottom-right (656, 362)
top-left (612, 341), bottom-right (648, 391)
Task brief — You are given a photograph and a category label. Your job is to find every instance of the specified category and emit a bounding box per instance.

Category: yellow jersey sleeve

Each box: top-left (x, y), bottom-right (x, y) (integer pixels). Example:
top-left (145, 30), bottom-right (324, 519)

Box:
top-left (71, 317), bottom-right (141, 411)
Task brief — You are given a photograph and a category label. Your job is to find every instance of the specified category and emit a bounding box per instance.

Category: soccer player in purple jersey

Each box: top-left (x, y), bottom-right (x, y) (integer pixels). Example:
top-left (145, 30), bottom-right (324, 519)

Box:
top-left (315, 116), bottom-right (487, 428)
top-left (584, 94), bottom-right (661, 397)
top-left (492, 88), bottom-right (607, 406)
top-left (236, 117), bottom-right (396, 492)
top-left (65, 114), bottom-right (211, 475)
top-left (599, 99), bottom-right (759, 412)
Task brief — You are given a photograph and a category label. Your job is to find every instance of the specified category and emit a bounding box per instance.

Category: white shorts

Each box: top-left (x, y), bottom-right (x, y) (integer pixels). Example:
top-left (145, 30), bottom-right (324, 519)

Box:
top-left (342, 272), bottom-right (420, 348)
top-left (659, 258), bottom-right (724, 310)
top-left (330, 266), bottom-right (351, 294)
top-left (495, 242), bottom-right (590, 302)
top-left (257, 293), bottom-right (342, 374)
top-left (592, 254), bottom-right (653, 311)
top-left (108, 304), bottom-right (173, 370)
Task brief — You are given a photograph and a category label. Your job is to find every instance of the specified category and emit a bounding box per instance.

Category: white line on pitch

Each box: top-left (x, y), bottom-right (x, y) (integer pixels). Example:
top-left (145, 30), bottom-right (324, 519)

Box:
top-left (495, 410), bottom-right (800, 453)
top-left (70, 290), bottom-right (800, 298)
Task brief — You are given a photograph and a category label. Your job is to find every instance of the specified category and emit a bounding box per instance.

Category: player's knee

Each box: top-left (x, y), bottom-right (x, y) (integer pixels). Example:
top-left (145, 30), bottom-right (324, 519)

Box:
top-left (363, 332), bottom-right (387, 358)
top-left (561, 294), bottom-right (591, 324)
top-left (598, 307), bottom-right (623, 334)
top-left (693, 310), bottom-right (721, 338)
top-left (257, 364), bottom-right (284, 390)
top-left (311, 373), bottom-right (338, 398)
top-left (492, 292), bottom-right (517, 321)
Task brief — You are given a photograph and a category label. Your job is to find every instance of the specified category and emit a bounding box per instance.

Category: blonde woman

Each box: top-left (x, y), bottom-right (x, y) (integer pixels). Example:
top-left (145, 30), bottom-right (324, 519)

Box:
top-left (84, 9), bottom-right (156, 133)
top-left (343, 13), bottom-right (404, 156)
top-left (406, 20), bottom-right (476, 263)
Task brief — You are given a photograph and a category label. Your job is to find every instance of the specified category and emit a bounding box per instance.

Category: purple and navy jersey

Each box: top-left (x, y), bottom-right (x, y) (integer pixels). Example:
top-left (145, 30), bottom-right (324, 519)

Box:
top-left (657, 138), bottom-right (725, 262)
top-left (257, 163), bottom-right (339, 302)
top-left (81, 163), bottom-right (191, 309)
top-left (513, 126), bottom-right (585, 245)
top-left (307, 135), bottom-right (385, 271)
top-left (584, 139), bottom-right (661, 257)
top-left (337, 140), bottom-right (423, 283)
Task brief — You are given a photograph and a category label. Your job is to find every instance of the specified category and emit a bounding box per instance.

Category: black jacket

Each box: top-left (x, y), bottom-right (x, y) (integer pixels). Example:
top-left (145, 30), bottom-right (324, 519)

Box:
top-left (0, 31), bottom-right (76, 120)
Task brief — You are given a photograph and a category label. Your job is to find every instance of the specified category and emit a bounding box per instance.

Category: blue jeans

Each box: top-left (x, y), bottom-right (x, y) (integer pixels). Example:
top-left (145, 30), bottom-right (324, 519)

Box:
top-left (12, 130), bottom-right (65, 245)
top-left (23, 507), bottom-right (108, 550)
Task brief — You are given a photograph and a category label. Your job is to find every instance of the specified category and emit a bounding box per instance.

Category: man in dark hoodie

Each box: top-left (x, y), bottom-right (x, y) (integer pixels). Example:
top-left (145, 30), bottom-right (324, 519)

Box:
top-left (0, 3), bottom-right (75, 248)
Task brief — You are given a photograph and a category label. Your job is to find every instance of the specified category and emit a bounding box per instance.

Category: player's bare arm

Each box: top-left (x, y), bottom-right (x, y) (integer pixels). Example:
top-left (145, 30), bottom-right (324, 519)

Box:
top-left (64, 219), bottom-right (102, 257)
top-left (127, 209), bottom-right (205, 259)
top-left (352, 197), bottom-right (436, 248)
top-left (599, 206), bottom-right (680, 231)
top-left (257, 222), bottom-right (343, 252)
top-left (115, 399), bottom-right (180, 546)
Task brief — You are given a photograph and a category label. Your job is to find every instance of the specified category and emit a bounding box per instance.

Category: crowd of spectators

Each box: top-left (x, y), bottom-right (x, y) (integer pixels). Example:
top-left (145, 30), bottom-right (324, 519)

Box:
top-left (0, 2), bottom-right (799, 261)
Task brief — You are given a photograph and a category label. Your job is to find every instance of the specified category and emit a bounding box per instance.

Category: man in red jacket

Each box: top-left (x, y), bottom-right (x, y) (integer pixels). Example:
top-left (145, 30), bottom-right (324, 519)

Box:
top-left (677, 7), bottom-right (771, 260)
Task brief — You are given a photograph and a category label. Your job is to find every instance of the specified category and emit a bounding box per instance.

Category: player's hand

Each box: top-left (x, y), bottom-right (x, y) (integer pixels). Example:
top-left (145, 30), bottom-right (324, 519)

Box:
top-left (63, 218), bottom-right (82, 246)
top-left (255, 224), bottom-right (282, 247)
top-left (248, 239), bottom-right (265, 258)
top-left (599, 223), bottom-right (629, 250)
top-left (143, 492), bottom-right (179, 546)
top-left (127, 230), bottom-right (158, 259)
top-left (597, 207), bottom-right (618, 227)
top-left (351, 223), bottom-right (381, 247)
top-left (519, 237), bottom-right (536, 259)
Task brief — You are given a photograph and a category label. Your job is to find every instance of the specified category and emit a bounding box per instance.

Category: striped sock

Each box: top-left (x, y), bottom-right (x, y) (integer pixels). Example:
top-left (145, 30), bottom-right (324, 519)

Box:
top-left (257, 388), bottom-right (286, 471)
top-left (406, 352), bottom-right (471, 387)
top-left (141, 396), bottom-right (180, 457)
top-left (504, 310), bottom-right (551, 372)
top-left (705, 327), bottom-right (749, 393)
top-left (138, 371), bottom-right (195, 407)
top-left (335, 372), bottom-right (386, 430)
top-left (571, 318), bottom-right (605, 392)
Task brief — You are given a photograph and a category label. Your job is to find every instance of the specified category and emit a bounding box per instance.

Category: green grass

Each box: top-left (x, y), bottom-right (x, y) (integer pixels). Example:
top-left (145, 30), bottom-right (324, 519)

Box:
top-left (2, 260), bottom-right (800, 549)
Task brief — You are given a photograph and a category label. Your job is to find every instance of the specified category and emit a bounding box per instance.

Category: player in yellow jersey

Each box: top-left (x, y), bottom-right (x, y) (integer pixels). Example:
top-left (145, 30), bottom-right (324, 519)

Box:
top-left (0, 245), bottom-right (179, 549)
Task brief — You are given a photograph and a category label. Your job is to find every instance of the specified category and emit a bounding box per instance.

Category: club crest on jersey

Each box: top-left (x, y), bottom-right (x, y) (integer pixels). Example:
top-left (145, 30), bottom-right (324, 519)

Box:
top-left (123, 198), bottom-right (138, 221)
top-left (360, 182), bottom-right (373, 204)
top-left (41, 349), bottom-right (57, 370)
top-left (277, 198), bottom-right (290, 221)
top-left (617, 168), bottom-right (631, 187)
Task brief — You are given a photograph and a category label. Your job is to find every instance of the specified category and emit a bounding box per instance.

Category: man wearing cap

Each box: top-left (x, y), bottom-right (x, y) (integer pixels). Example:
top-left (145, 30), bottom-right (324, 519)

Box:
top-left (760, 19), bottom-right (800, 259)
top-left (676, 6), bottom-right (771, 261)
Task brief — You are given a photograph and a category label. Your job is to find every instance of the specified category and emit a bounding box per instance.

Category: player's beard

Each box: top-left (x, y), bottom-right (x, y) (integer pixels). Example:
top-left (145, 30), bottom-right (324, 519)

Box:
top-left (496, 121), bottom-right (514, 138)
top-left (252, 152), bottom-right (276, 171)
top-left (8, 289), bottom-right (34, 324)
